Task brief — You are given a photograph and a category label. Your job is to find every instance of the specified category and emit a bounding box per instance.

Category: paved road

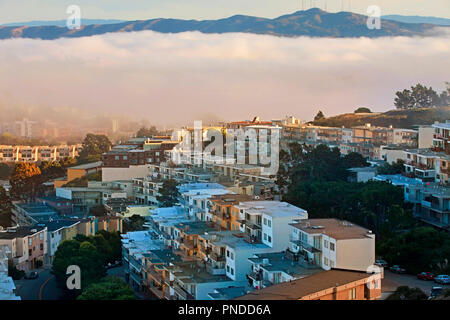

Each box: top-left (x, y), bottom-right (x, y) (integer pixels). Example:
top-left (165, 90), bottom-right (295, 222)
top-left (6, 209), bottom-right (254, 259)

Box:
top-left (382, 270), bottom-right (448, 299)
top-left (14, 267), bottom-right (63, 300)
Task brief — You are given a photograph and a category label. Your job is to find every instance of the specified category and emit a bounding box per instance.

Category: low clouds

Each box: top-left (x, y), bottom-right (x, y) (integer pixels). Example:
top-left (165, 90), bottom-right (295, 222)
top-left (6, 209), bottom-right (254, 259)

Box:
top-left (0, 30), bottom-right (449, 126)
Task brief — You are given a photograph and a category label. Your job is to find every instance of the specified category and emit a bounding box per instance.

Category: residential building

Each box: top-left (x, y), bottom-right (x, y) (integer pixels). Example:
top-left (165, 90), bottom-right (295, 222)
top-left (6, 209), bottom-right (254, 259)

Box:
top-left (404, 183), bottom-right (450, 231)
top-left (235, 269), bottom-right (382, 300)
top-left (53, 161), bottom-right (102, 188)
top-left (0, 144), bottom-right (81, 163)
top-left (0, 245), bottom-right (21, 300)
top-left (44, 220), bottom-right (80, 263)
top-left (0, 226), bottom-right (48, 271)
top-left (11, 202), bottom-right (59, 226)
top-left (347, 167), bottom-right (377, 183)
top-left (289, 219), bottom-right (375, 272)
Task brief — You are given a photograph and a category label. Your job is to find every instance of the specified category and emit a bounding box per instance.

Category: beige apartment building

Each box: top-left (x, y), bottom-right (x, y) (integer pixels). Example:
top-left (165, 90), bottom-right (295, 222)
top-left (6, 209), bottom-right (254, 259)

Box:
top-left (0, 144), bottom-right (81, 163)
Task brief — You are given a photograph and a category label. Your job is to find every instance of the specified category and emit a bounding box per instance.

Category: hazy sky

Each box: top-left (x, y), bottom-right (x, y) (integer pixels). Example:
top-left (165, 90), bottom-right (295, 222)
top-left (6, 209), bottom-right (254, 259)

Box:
top-left (0, 0), bottom-right (449, 24)
top-left (0, 29), bottom-right (448, 126)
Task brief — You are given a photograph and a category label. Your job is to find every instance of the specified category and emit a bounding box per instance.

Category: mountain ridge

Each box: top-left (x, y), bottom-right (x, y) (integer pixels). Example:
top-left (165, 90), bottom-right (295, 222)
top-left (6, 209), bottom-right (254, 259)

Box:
top-left (0, 8), bottom-right (447, 40)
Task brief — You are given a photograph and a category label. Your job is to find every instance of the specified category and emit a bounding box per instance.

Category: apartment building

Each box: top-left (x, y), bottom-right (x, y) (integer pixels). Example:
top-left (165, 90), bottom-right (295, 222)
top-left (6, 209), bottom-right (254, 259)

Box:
top-left (0, 245), bottom-right (21, 300)
top-left (208, 194), bottom-right (255, 231)
top-left (11, 202), bottom-right (59, 226)
top-left (101, 137), bottom-right (179, 182)
top-left (433, 121), bottom-right (450, 152)
top-left (53, 161), bottom-right (102, 188)
top-left (404, 183), bottom-right (450, 231)
top-left (234, 201), bottom-right (308, 251)
top-left (0, 145), bottom-right (81, 163)
top-left (289, 219), bottom-right (375, 272)
top-left (44, 220), bottom-right (80, 263)
top-left (235, 269), bottom-right (382, 300)
top-left (404, 149), bottom-right (442, 183)
top-left (0, 226), bottom-right (48, 271)
top-left (247, 251), bottom-right (322, 289)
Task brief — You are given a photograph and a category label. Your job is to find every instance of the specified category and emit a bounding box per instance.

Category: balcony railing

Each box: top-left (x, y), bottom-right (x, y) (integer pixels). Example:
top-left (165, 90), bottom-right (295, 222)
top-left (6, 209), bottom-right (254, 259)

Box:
top-left (172, 283), bottom-right (195, 300)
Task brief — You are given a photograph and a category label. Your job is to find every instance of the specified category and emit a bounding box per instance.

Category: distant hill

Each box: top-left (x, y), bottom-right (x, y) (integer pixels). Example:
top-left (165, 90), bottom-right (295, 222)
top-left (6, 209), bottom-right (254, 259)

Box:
top-left (382, 15), bottom-right (450, 26)
top-left (1, 19), bottom-right (125, 27)
top-left (311, 107), bottom-right (450, 129)
top-left (0, 8), bottom-right (447, 40)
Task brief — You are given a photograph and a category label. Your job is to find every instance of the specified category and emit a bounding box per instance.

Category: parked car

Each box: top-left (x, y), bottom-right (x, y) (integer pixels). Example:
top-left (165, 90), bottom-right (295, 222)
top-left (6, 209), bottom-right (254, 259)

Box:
top-left (390, 265), bottom-right (406, 274)
top-left (24, 271), bottom-right (38, 279)
top-left (434, 275), bottom-right (450, 284)
top-left (429, 287), bottom-right (443, 299)
top-left (417, 272), bottom-right (435, 281)
top-left (375, 259), bottom-right (388, 268)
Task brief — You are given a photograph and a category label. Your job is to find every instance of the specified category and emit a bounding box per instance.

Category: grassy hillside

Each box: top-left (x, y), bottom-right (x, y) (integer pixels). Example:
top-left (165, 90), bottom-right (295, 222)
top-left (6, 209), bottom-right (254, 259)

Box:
top-left (311, 107), bottom-right (450, 129)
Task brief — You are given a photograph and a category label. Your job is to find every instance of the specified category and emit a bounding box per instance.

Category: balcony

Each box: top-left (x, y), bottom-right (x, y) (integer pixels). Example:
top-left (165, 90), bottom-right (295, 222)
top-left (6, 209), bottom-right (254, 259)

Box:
top-left (209, 252), bottom-right (225, 262)
top-left (172, 282), bottom-right (195, 300)
top-left (290, 238), bottom-right (321, 253)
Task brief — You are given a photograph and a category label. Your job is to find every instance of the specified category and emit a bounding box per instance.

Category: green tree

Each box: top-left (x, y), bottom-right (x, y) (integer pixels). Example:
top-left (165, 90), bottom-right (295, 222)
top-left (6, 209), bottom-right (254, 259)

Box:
top-left (156, 179), bottom-right (180, 207)
top-left (0, 163), bottom-right (14, 180)
top-left (354, 107), bottom-right (371, 113)
top-left (52, 240), bottom-right (106, 294)
top-left (0, 186), bottom-right (12, 227)
top-left (342, 152), bottom-right (369, 168)
top-left (377, 159), bottom-right (405, 175)
top-left (314, 110), bottom-right (325, 121)
top-left (124, 214), bottom-right (146, 232)
top-left (136, 126), bottom-right (161, 138)
top-left (77, 277), bottom-right (135, 300)
top-left (386, 286), bottom-right (427, 300)
top-left (9, 163), bottom-right (42, 200)
top-left (78, 133), bottom-right (112, 163)
top-left (378, 227), bottom-right (450, 274)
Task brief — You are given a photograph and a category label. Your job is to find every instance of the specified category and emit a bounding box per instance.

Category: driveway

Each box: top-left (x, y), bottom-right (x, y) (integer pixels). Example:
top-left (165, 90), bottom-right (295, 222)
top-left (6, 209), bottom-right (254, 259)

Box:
top-left (381, 270), bottom-right (447, 299)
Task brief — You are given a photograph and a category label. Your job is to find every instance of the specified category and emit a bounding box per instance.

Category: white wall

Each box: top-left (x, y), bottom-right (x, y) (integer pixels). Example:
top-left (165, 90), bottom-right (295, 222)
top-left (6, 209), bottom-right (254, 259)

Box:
top-left (418, 126), bottom-right (435, 149)
top-left (336, 236), bottom-right (375, 272)
top-left (102, 165), bottom-right (150, 182)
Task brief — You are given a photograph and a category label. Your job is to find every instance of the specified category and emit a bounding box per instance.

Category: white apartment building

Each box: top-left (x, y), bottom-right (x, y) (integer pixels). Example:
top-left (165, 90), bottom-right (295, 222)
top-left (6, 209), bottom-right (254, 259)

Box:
top-left (289, 219), bottom-right (375, 272)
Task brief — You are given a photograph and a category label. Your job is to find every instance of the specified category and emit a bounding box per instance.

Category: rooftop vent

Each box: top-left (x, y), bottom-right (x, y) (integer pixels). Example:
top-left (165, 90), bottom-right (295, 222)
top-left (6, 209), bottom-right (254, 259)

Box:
top-left (311, 226), bottom-right (324, 229)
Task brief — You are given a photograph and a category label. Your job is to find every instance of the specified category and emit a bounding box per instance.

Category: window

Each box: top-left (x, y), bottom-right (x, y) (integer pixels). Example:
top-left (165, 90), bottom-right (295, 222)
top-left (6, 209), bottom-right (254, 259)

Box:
top-left (28, 238), bottom-right (32, 246)
top-left (324, 257), bottom-right (329, 266)
top-left (330, 260), bottom-right (335, 268)
top-left (263, 233), bottom-right (267, 241)
top-left (349, 288), bottom-right (356, 300)
top-left (268, 236), bottom-right (272, 243)
top-left (330, 243), bottom-right (335, 251)
top-left (226, 250), bottom-right (230, 257)
top-left (324, 240), bottom-right (329, 249)
top-left (263, 218), bottom-right (267, 225)
top-left (231, 268), bottom-right (234, 275)
top-left (268, 220), bottom-right (271, 227)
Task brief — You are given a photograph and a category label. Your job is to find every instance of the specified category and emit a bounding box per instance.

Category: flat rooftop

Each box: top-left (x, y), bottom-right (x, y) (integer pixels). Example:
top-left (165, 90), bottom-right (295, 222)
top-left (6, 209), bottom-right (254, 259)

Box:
top-left (0, 226), bottom-right (46, 239)
top-left (290, 218), bottom-right (373, 240)
top-left (238, 201), bottom-right (308, 218)
top-left (69, 161), bottom-right (102, 170)
top-left (234, 269), bottom-right (376, 300)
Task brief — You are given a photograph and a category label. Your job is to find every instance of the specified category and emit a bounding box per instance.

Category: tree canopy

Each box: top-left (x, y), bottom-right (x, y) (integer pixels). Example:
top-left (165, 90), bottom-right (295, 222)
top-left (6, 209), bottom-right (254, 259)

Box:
top-left (354, 107), bottom-right (372, 113)
top-left (77, 276), bottom-right (135, 300)
top-left (156, 179), bottom-right (180, 207)
top-left (394, 83), bottom-right (449, 109)
top-left (52, 231), bottom-right (122, 295)
top-left (0, 186), bottom-right (12, 228)
top-left (314, 110), bottom-right (325, 121)
top-left (136, 126), bottom-right (162, 138)
top-left (9, 163), bottom-right (42, 201)
top-left (77, 133), bottom-right (112, 163)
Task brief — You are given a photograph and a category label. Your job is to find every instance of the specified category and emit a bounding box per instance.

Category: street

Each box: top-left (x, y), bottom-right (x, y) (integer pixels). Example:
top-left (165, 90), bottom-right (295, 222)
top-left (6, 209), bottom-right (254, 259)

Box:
top-left (14, 267), bottom-right (63, 300)
top-left (381, 270), bottom-right (448, 299)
